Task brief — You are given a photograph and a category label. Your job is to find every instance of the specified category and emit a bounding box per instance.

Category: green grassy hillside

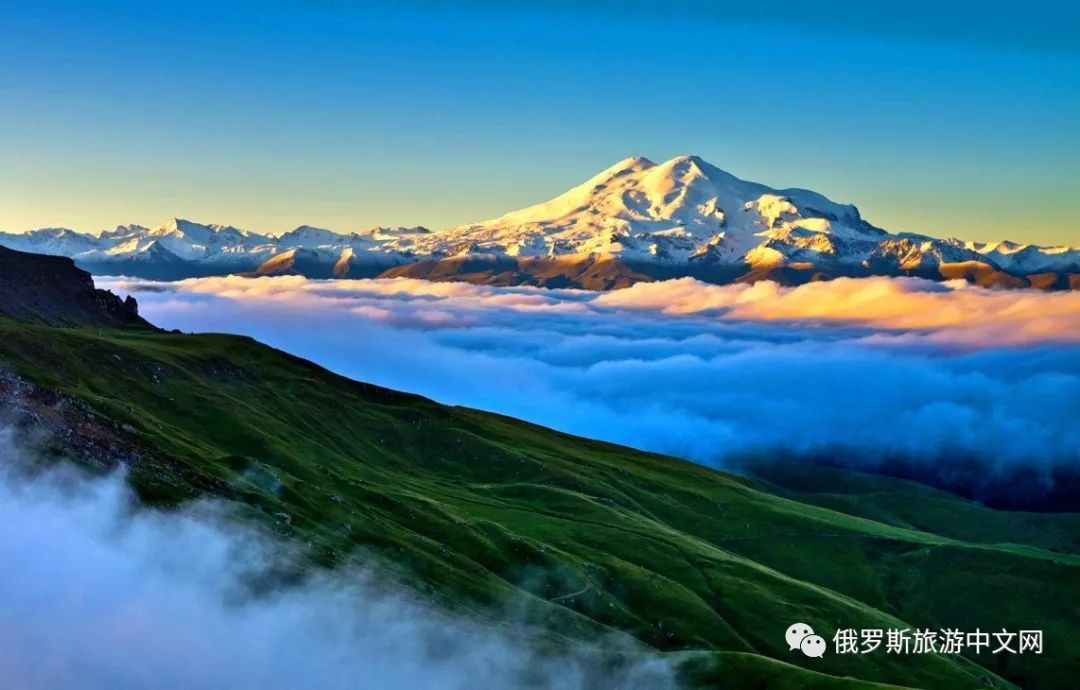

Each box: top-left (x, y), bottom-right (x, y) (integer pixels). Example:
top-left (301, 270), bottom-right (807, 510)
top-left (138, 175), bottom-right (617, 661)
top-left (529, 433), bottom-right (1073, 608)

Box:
top-left (0, 317), bottom-right (1076, 689)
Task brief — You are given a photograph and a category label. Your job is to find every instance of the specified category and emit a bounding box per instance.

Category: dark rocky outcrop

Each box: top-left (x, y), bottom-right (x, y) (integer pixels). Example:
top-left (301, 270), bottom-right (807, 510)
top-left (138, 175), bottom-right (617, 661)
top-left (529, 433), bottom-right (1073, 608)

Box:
top-left (0, 246), bottom-right (149, 327)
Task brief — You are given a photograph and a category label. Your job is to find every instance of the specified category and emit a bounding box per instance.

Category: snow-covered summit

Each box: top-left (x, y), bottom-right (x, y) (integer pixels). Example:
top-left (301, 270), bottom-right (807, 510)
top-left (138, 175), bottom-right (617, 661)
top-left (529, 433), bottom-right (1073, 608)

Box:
top-left (426, 154), bottom-right (885, 264)
top-left (277, 225), bottom-right (349, 247)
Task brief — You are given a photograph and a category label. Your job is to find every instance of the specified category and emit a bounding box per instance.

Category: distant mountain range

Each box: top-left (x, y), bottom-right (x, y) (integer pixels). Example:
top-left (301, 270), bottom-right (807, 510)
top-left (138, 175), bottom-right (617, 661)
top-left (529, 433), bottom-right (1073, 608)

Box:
top-left (4, 155), bottom-right (1077, 289)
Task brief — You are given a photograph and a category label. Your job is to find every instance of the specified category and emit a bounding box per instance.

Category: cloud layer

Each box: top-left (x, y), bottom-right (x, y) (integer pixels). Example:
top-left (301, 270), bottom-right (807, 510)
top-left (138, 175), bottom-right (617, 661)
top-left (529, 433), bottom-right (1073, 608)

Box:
top-left (103, 275), bottom-right (1080, 502)
top-left (0, 430), bottom-right (673, 690)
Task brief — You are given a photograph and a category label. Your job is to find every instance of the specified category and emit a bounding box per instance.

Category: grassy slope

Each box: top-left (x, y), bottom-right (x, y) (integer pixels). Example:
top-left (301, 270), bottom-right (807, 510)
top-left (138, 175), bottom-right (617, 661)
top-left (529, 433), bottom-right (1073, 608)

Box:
top-left (0, 318), bottom-right (1076, 689)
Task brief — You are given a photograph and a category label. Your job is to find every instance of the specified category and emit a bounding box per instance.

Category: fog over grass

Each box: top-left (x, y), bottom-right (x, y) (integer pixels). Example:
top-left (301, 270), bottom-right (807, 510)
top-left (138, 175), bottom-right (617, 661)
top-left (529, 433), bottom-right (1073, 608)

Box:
top-left (104, 275), bottom-right (1080, 504)
top-left (0, 429), bottom-right (674, 690)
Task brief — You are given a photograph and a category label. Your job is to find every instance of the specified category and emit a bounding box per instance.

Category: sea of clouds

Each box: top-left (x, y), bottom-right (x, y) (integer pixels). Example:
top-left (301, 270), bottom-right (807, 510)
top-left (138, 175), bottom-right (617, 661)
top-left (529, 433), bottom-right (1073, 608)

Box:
top-left (1, 275), bottom-right (1077, 689)
top-left (101, 274), bottom-right (1080, 505)
top-left (0, 428), bottom-right (673, 690)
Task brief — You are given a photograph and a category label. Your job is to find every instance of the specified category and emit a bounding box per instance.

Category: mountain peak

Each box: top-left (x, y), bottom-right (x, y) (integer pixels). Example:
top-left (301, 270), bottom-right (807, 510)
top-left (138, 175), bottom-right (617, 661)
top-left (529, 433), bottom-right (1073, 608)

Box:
top-left (102, 224), bottom-right (151, 239)
top-left (617, 155), bottom-right (656, 168)
top-left (281, 225), bottom-right (335, 236)
top-left (156, 218), bottom-right (249, 237)
top-left (592, 155), bottom-right (656, 180)
top-left (158, 217), bottom-right (197, 231)
top-left (667, 154), bottom-right (705, 165)
top-left (278, 225), bottom-right (346, 246)
top-left (650, 154), bottom-right (713, 181)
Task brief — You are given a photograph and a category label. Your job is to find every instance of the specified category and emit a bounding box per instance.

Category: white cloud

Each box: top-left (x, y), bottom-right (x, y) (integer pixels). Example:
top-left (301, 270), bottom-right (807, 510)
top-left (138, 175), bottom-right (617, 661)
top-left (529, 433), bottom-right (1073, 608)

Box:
top-left (0, 430), bottom-right (674, 690)
top-left (102, 275), bottom-right (1080, 495)
top-left (597, 276), bottom-right (1080, 346)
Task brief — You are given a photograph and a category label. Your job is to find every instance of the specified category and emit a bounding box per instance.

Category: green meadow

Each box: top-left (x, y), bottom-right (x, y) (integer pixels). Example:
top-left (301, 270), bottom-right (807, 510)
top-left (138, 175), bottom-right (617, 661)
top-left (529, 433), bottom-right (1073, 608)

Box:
top-left (1, 318), bottom-right (1075, 689)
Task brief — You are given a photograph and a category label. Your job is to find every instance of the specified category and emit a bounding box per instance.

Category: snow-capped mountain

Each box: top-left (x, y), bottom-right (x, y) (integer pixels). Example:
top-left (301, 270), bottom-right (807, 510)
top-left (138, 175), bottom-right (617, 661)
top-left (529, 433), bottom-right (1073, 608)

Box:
top-left (429, 155), bottom-right (883, 263)
top-left (0, 219), bottom-right (428, 280)
top-left (2, 155), bottom-right (1076, 288)
top-left (387, 155), bottom-right (1077, 288)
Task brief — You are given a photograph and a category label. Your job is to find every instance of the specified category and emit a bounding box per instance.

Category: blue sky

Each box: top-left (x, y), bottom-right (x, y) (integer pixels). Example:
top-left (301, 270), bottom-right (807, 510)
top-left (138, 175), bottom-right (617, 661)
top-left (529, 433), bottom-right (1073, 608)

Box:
top-left (1, 0), bottom-right (1078, 244)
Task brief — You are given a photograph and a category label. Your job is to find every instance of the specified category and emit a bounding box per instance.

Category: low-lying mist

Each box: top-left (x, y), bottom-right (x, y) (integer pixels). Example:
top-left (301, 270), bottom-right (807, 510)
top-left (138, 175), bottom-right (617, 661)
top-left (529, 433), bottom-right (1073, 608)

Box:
top-left (103, 275), bottom-right (1080, 508)
top-left (0, 429), bottom-right (675, 690)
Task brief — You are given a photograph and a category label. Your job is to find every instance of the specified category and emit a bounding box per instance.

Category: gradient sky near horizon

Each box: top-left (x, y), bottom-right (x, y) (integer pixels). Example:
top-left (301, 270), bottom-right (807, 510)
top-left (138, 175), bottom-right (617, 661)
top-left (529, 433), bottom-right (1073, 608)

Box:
top-left (2, 0), bottom-right (1078, 245)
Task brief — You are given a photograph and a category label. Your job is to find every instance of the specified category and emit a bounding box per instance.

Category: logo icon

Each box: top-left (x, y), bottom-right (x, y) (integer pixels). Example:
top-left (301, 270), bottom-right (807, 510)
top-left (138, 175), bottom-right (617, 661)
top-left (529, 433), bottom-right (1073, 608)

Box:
top-left (786, 622), bottom-right (826, 658)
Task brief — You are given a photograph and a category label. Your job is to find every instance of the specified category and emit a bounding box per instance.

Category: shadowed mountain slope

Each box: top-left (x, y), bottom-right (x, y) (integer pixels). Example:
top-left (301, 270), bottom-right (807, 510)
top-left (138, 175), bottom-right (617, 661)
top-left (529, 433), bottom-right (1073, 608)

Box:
top-left (0, 246), bottom-right (147, 327)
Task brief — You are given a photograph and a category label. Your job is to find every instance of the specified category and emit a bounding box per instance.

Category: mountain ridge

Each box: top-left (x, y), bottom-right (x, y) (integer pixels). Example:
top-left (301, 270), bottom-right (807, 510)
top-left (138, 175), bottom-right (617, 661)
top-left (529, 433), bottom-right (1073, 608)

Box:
top-left (0, 246), bottom-right (148, 327)
top-left (2, 155), bottom-right (1076, 288)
